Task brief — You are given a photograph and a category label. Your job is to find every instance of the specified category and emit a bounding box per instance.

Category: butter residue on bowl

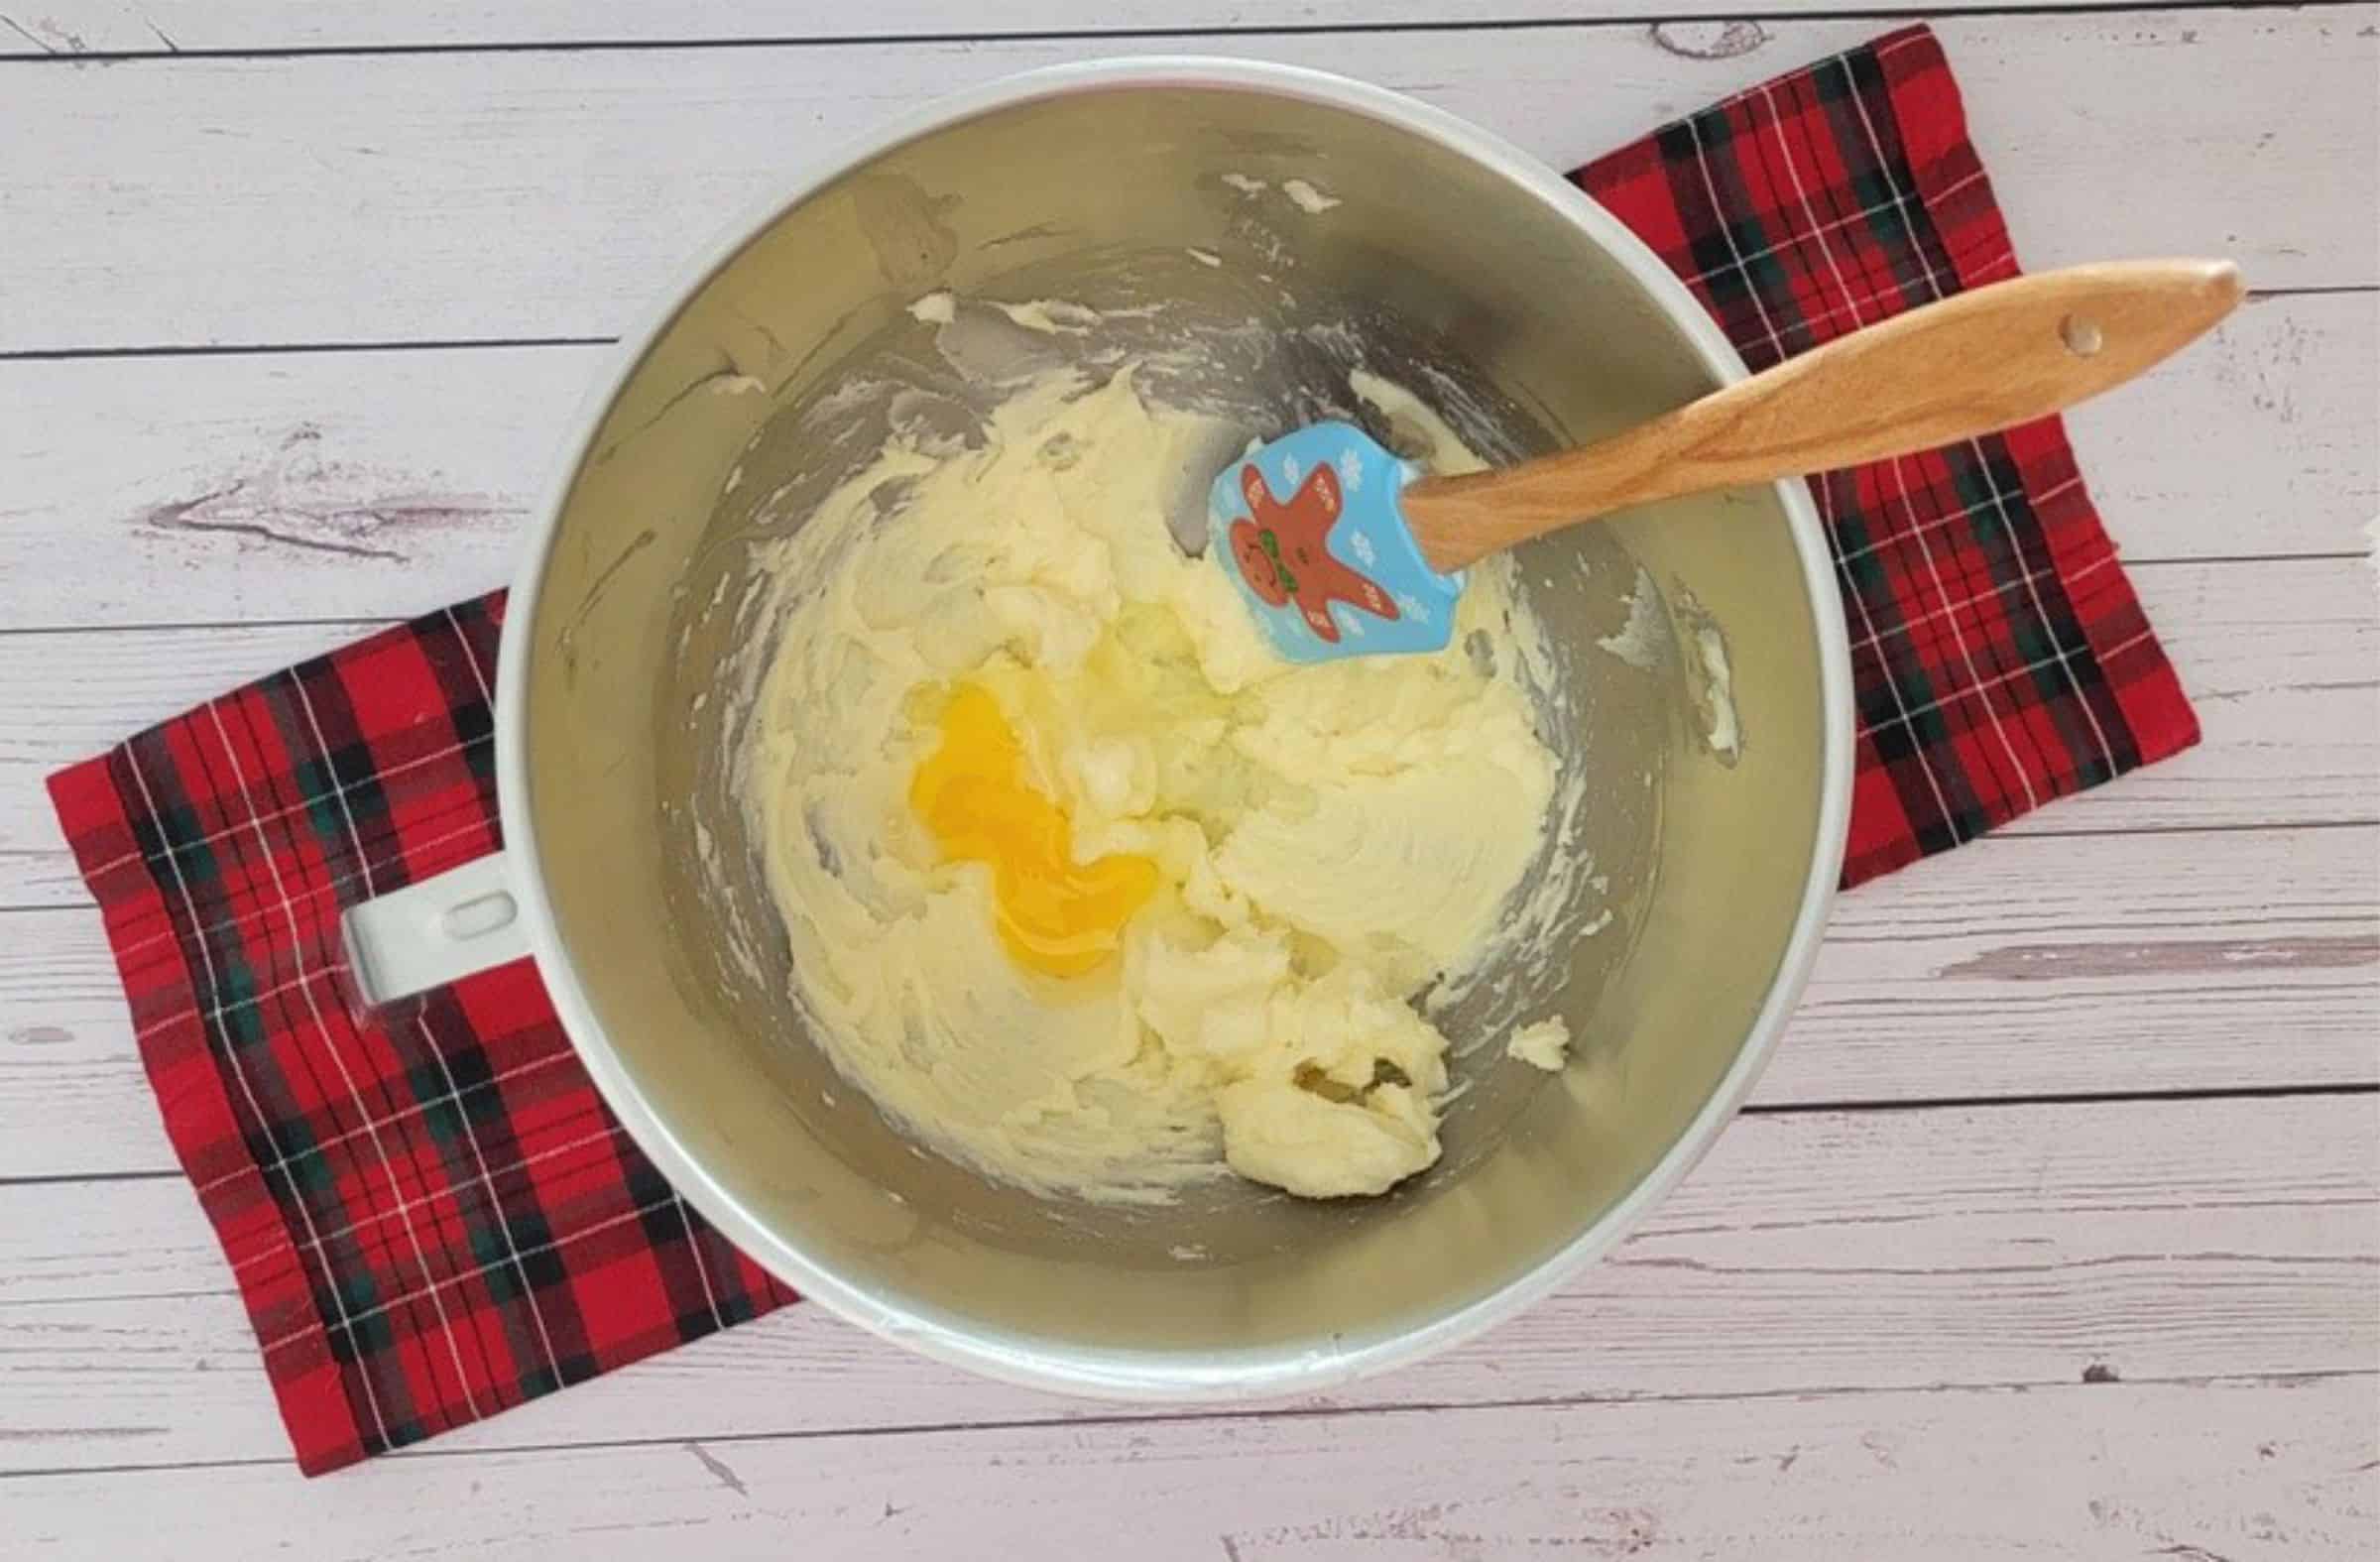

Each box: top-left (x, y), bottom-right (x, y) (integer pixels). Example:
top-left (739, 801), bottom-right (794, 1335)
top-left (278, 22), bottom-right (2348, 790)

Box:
top-left (741, 360), bottom-right (1582, 1204)
top-left (1504, 1017), bottom-right (1572, 1072)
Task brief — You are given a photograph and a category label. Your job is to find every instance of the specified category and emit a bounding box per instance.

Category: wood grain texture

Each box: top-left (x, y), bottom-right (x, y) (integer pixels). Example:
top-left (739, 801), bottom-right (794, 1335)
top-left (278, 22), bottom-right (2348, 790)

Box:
top-left (2, 557), bottom-right (2368, 908)
top-left (0, 344), bottom-right (595, 631)
top-left (2, 825), bottom-right (2370, 1180)
top-left (0, 0), bottom-right (2322, 56)
top-left (1409, 259), bottom-right (2248, 568)
top-left (1, 1376), bottom-right (2371, 1557)
top-left (2, 291), bottom-right (2368, 634)
top-left (0, 1094), bottom-right (2370, 1474)
top-left (1770, 822), bottom-right (2380, 1103)
top-left (1, 10), bottom-right (2374, 353)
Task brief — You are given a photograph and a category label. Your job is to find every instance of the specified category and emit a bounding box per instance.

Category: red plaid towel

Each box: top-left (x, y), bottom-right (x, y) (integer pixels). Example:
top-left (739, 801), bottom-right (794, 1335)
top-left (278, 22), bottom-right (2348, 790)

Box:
top-left (1574, 27), bottom-right (2196, 878)
top-left (47, 24), bottom-right (2198, 1475)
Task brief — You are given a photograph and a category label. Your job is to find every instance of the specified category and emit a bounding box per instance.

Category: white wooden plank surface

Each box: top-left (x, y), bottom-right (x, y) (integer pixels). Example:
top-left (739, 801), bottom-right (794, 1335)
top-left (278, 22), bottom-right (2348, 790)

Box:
top-left (1, 1093), bottom-right (2370, 1475)
top-left (2, 9), bottom-right (2374, 353)
top-left (5, 1376), bottom-right (2373, 1559)
top-left (0, 0), bottom-right (2314, 56)
top-left (4, 825), bottom-right (2371, 1181)
top-left (3, 291), bottom-right (2369, 633)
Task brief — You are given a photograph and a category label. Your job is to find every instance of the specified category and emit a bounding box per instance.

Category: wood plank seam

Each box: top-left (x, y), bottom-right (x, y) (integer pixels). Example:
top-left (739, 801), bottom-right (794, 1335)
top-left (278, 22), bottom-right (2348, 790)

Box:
top-left (3, 1371), bottom-right (2371, 1486)
top-left (4, 11), bottom-right (2371, 350)
top-left (0, 285), bottom-right (2363, 367)
top-left (2, 0), bottom-right (2374, 63)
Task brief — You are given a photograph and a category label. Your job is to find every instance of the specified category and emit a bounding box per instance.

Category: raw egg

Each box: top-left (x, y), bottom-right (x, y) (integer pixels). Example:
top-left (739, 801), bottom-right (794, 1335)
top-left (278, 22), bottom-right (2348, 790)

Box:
top-left (909, 683), bottom-right (1159, 977)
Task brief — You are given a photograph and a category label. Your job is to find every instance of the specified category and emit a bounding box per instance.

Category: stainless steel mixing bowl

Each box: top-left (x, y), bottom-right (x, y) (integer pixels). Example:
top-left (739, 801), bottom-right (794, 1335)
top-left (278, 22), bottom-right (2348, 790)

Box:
top-left (483, 59), bottom-right (1851, 1396)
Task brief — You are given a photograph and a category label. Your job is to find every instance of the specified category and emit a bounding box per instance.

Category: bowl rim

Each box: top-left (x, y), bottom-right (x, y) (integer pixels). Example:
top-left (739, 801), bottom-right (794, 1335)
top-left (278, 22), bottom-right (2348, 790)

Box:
top-left (494, 55), bottom-right (1856, 1400)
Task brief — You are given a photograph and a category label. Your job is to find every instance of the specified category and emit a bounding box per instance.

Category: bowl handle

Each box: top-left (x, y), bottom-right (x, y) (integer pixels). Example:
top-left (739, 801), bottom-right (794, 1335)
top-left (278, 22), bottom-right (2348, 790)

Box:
top-left (340, 851), bottom-right (529, 1005)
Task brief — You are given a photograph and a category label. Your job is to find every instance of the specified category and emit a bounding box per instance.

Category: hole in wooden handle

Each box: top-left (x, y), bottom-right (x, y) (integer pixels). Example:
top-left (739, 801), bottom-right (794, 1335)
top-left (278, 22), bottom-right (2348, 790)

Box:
top-left (2059, 313), bottom-right (2104, 356)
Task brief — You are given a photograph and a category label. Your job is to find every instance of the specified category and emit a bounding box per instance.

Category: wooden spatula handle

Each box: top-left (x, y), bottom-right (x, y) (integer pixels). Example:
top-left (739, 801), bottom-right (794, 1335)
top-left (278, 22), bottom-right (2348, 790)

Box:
top-left (1403, 259), bottom-right (2243, 572)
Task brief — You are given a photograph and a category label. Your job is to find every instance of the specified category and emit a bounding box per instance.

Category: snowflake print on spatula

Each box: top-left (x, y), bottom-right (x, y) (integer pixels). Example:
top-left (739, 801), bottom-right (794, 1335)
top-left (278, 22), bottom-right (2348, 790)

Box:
top-left (1207, 421), bottom-right (1466, 664)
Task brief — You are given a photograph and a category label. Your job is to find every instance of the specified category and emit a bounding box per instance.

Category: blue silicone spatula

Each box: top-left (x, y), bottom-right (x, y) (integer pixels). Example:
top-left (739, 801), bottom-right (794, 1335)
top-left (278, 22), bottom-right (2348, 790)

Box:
top-left (1209, 259), bottom-right (2241, 663)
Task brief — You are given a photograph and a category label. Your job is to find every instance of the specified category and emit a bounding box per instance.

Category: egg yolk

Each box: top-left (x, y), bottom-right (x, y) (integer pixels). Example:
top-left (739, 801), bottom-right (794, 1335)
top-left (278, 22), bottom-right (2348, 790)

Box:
top-left (908, 683), bottom-right (1160, 978)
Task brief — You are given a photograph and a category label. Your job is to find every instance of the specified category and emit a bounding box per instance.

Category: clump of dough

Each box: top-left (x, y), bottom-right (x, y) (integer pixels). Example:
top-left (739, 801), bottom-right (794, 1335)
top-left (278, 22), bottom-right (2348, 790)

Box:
top-left (745, 366), bottom-right (1564, 1202)
top-left (1505, 1017), bottom-right (1572, 1072)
